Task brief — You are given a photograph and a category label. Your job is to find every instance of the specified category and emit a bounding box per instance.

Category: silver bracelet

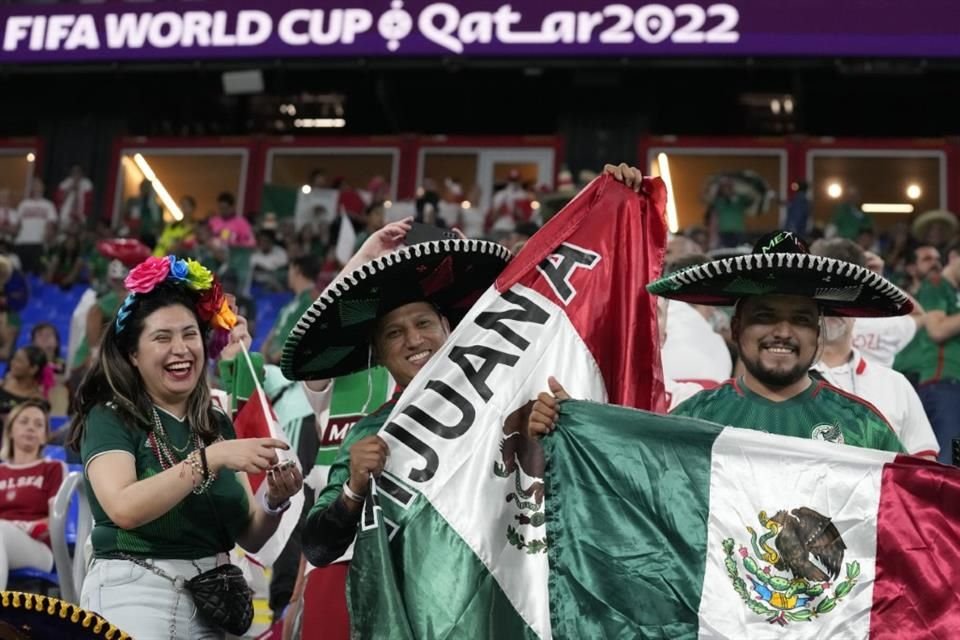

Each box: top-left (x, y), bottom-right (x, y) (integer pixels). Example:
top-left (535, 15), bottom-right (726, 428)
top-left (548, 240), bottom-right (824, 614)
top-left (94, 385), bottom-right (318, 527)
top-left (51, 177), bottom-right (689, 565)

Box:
top-left (342, 481), bottom-right (364, 503)
top-left (260, 492), bottom-right (291, 516)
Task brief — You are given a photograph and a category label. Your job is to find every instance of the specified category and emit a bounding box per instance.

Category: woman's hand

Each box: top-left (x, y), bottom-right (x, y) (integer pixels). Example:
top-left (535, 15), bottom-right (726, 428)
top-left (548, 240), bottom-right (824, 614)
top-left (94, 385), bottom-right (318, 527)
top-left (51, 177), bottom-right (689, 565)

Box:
top-left (207, 437), bottom-right (290, 474)
top-left (218, 311), bottom-right (252, 362)
top-left (526, 377), bottom-right (571, 438)
top-left (266, 460), bottom-right (304, 508)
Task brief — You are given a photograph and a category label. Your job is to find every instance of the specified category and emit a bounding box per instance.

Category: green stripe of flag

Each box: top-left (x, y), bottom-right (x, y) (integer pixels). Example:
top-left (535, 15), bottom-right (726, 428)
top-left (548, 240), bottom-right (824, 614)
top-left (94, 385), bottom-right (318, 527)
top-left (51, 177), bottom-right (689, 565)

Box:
top-left (545, 401), bottom-right (724, 638)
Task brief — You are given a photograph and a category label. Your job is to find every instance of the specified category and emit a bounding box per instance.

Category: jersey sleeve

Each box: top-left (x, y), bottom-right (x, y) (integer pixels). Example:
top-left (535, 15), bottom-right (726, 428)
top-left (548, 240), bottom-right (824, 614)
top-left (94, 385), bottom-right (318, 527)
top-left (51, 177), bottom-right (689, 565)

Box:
top-left (897, 382), bottom-right (941, 457)
top-left (80, 403), bottom-right (141, 472)
top-left (863, 412), bottom-right (907, 453)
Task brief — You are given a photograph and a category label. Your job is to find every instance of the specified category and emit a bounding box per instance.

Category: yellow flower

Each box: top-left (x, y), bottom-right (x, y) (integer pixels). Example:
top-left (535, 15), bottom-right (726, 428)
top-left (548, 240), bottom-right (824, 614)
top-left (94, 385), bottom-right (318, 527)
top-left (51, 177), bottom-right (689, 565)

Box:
top-left (212, 298), bottom-right (237, 332)
top-left (184, 259), bottom-right (213, 290)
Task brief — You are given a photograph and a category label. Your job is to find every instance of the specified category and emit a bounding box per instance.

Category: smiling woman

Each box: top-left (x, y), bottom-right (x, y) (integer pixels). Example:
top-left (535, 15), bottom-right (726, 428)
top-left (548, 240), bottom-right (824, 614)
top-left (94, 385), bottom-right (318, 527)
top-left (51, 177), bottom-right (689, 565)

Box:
top-left (65, 256), bottom-right (303, 640)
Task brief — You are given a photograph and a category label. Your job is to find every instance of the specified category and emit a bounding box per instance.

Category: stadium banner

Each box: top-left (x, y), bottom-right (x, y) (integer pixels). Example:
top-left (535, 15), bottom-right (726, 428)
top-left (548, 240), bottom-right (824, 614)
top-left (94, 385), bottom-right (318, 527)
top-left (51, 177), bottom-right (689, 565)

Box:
top-left (1, 0), bottom-right (957, 63)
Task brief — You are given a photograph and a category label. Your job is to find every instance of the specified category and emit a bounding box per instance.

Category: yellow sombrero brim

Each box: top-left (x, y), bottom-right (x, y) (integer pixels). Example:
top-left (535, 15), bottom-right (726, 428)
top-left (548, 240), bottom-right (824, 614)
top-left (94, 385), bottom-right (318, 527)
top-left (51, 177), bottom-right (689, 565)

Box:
top-left (0, 592), bottom-right (131, 639)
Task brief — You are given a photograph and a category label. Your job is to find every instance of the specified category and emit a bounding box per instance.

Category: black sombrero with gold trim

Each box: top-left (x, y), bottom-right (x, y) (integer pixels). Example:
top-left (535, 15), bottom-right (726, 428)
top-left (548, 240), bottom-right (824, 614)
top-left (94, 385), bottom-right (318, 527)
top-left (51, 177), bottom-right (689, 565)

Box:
top-left (0, 592), bottom-right (130, 639)
top-left (280, 238), bottom-right (512, 380)
top-left (647, 231), bottom-right (913, 317)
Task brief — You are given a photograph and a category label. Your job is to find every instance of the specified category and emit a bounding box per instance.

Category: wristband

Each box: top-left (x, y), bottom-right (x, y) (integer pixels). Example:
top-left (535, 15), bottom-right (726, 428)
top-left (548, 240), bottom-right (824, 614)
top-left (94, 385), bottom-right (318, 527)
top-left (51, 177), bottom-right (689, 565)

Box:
top-left (342, 482), bottom-right (364, 503)
top-left (261, 492), bottom-right (291, 516)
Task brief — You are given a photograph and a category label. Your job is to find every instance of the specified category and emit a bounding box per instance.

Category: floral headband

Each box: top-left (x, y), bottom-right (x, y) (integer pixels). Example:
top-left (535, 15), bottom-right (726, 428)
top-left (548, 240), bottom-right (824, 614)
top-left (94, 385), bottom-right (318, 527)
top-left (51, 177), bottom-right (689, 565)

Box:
top-left (115, 256), bottom-right (237, 356)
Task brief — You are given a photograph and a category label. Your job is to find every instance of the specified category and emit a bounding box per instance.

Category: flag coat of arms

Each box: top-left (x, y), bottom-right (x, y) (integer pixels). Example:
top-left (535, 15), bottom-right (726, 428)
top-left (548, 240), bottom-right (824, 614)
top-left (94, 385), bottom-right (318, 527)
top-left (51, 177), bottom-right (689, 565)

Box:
top-left (349, 174), bottom-right (668, 638)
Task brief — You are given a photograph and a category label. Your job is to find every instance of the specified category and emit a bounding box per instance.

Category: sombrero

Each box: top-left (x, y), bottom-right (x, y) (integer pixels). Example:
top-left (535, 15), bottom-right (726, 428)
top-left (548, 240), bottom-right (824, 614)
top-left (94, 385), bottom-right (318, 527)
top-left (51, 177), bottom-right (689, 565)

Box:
top-left (96, 239), bottom-right (152, 267)
top-left (911, 209), bottom-right (958, 239)
top-left (647, 230), bottom-right (912, 317)
top-left (0, 592), bottom-right (130, 639)
top-left (280, 238), bottom-right (512, 380)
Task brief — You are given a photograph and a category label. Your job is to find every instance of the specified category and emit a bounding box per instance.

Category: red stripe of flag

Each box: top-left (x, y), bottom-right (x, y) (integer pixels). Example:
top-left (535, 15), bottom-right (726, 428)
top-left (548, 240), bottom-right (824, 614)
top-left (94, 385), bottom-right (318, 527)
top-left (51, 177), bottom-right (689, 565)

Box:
top-left (494, 174), bottom-right (668, 412)
top-left (871, 455), bottom-right (960, 638)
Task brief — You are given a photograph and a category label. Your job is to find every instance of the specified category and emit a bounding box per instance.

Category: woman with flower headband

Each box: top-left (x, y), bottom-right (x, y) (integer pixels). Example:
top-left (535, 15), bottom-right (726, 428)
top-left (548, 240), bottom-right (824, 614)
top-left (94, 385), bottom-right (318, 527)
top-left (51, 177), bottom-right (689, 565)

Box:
top-left (66, 255), bottom-right (303, 640)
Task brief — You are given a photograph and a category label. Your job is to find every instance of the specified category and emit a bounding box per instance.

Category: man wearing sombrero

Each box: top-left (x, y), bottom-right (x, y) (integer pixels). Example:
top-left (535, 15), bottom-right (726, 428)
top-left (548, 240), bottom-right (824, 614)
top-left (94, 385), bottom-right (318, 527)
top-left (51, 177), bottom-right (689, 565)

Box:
top-left (530, 224), bottom-right (908, 453)
top-left (279, 219), bottom-right (511, 636)
top-left (0, 591), bottom-right (131, 639)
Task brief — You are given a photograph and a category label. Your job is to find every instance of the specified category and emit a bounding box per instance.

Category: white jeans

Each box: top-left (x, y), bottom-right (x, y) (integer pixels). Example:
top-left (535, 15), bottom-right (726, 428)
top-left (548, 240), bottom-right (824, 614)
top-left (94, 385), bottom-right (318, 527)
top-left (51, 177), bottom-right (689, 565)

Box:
top-left (80, 556), bottom-right (226, 640)
top-left (0, 520), bottom-right (54, 590)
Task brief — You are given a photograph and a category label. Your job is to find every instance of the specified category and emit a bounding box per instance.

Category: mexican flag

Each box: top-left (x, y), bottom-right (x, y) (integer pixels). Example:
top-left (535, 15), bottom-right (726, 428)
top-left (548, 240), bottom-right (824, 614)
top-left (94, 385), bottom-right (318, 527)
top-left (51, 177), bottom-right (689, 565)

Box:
top-left (547, 401), bottom-right (960, 638)
top-left (349, 174), bottom-right (669, 638)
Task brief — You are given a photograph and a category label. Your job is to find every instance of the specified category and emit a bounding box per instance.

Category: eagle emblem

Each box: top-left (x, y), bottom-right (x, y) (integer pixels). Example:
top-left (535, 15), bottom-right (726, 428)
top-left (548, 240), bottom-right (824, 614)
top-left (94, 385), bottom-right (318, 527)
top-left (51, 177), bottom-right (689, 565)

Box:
top-left (493, 401), bottom-right (547, 554)
top-left (723, 507), bottom-right (861, 626)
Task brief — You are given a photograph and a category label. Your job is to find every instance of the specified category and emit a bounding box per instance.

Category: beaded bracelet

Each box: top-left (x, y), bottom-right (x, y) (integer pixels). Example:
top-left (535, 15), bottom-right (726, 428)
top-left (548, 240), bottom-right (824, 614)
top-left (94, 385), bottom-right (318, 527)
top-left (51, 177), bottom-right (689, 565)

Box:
top-left (188, 450), bottom-right (216, 495)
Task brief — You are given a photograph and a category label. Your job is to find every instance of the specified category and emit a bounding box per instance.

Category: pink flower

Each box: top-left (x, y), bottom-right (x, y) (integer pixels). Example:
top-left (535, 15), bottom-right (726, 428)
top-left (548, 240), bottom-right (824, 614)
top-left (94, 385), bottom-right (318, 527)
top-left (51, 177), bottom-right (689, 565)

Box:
top-left (763, 566), bottom-right (771, 575)
top-left (124, 256), bottom-right (170, 293)
top-left (739, 547), bottom-right (749, 558)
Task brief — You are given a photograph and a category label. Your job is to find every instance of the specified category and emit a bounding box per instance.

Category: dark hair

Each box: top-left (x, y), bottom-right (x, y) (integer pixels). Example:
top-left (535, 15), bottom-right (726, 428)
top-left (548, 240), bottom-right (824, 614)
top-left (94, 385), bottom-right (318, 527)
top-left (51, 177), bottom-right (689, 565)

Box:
top-left (809, 238), bottom-right (866, 267)
top-left (217, 192), bottom-right (235, 206)
top-left (67, 282), bottom-right (218, 451)
top-left (30, 322), bottom-right (61, 360)
top-left (290, 254), bottom-right (322, 281)
top-left (181, 195), bottom-right (197, 208)
top-left (15, 345), bottom-right (48, 383)
top-left (365, 201), bottom-right (385, 216)
top-left (906, 242), bottom-right (937, 266)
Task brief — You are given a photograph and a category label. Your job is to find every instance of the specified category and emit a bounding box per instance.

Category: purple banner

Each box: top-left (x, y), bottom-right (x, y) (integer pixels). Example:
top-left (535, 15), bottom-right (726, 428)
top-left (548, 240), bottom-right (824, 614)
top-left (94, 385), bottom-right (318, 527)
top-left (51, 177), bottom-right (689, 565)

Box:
top-left (0, 0), bottom-right (958, 63)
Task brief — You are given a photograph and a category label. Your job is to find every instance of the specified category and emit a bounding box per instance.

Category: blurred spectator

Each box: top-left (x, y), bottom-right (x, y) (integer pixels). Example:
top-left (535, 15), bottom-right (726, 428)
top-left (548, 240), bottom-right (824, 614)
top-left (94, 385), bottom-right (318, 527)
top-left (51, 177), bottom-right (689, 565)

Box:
top-left (706, 177), bottom-right (755, 248)
top-left (0, 258), bottom-right (20, 363)
top-left (191, 221), bottom-right (227, 273)
top-left (153, 195), bottom-right (197, 256)
top-left (44, 232), bottom-right (86, 289)
top-left (54, 164), bottom-right (93, 230)
top-left (893, 239), bottom-right (960, 463)
top-left (0, 347), bottom-right (50, 426)
top-left (251, 228), bottom-right (289, 291)
top-left (336, 176), bottom-right (367, 224)
top-left (295, 169), bottom-right (336, 248)
top-left (67, 259), bottom-right (127, 379)
top-left (125, 179), bottom-right (162, 239)
top-left (414, 178), bottom-right (442, 228)
top-left (684, 226), bottom-right (710, 253)
top-left (14, 178), bottom-right (57, 275)
top-left (30, 323), bottom-right (65, 376)
top-left (828, 186), bottom-right (872, 240)
top-left (507, 221), bottom-right (539, 254)
top-left (486, 170), bottom-right (526, 233)
top-left (208, 191), bottom-right (255, 248)
top-left (353, 202), bottom-right (386, 251)
top-left (902, 244), bottom-right (941, 296)
top-left (784, 180), bottom-right (811, 236)
top-left (911, 209), bottom-right (958, 253)
top-left (262, 254), bottom-right (321, 365)
top-left (0, 400), bottom-right (65, 590)
top-left (0, 189), bottom-right (17, 242)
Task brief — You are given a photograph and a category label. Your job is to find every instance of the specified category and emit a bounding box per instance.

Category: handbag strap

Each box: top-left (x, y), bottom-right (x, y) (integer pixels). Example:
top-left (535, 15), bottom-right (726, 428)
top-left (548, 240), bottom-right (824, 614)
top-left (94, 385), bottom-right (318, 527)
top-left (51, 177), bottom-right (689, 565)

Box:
top-left (118, 554), bottom-right (190, 590)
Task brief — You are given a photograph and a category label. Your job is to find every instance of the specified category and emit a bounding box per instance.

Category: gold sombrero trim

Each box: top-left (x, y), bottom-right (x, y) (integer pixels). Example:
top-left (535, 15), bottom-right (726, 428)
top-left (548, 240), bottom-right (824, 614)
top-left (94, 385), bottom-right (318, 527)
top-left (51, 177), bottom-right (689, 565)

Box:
top-left (1, 591), bottom-right (131, 639)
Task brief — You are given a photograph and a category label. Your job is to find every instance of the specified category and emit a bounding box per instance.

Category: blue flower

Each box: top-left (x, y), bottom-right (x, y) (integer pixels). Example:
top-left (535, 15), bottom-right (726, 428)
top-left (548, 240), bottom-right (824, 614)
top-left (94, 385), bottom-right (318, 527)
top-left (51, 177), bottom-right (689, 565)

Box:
top-left (168, 255), bottom-right (189, 281)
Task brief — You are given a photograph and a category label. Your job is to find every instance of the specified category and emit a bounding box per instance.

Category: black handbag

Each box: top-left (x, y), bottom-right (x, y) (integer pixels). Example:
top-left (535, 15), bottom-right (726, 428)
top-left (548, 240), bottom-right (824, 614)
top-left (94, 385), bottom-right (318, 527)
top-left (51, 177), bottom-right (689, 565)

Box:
top-left (121, 555), bottom-right (254, 636)
top-left (185, 562), bottom-right (254, 636)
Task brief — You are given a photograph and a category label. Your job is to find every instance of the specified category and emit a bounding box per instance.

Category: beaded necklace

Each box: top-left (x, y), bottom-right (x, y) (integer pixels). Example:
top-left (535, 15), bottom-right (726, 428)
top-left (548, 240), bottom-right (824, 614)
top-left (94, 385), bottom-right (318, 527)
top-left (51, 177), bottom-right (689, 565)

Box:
top-left (147, 407), bottom-right (201, 470)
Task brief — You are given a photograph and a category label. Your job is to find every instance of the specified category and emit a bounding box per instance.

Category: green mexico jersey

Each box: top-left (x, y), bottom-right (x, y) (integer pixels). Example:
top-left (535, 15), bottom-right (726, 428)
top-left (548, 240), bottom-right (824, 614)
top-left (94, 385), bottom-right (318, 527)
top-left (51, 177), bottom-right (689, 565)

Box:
top-left (671, 376), bottom-right (905, 453)
top-left (81, 403), bottom-right (251, 559)
top-left (307, 398), bottom-right (396, 520)
top-left (894, 277), bottom-right (960, 383)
